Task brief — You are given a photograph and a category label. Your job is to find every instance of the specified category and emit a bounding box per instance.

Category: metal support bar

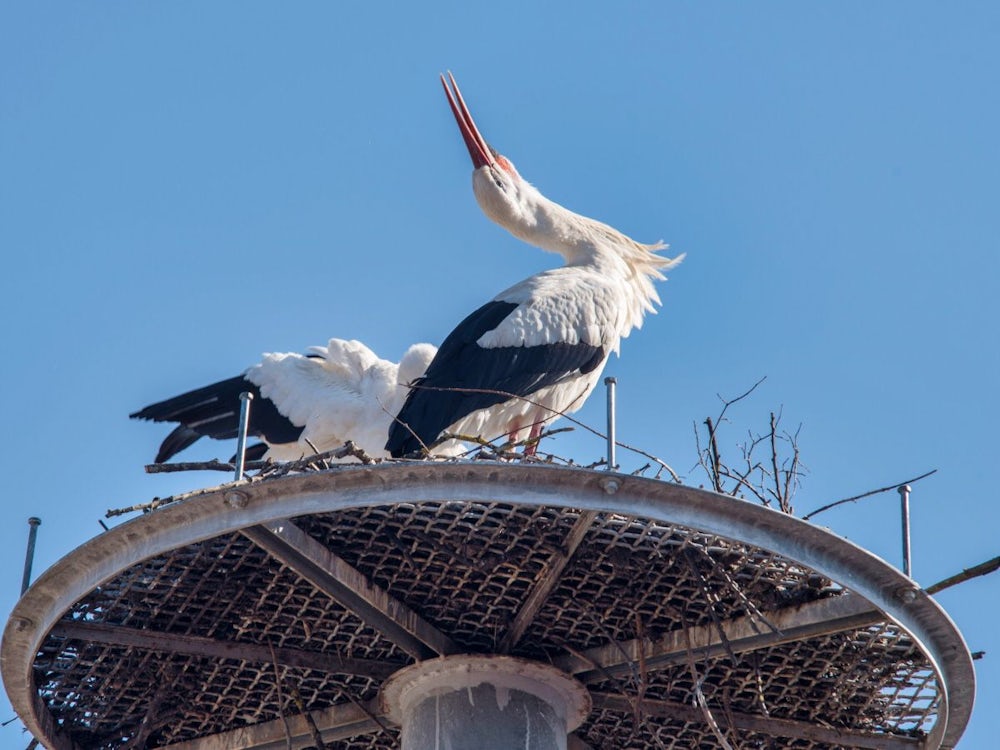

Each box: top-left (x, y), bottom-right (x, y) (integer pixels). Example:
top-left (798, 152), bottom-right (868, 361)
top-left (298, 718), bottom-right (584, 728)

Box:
top-left (555, 592), bottom-right (882, 683)
top-left (160, 698), bottom-right (384, 750)
top-left (604, 377), bottom-right (617, 471)
top-left (20, 517), bottom-right (41, 595)
top-left (242, 520), bottom-right (458, 659)
top-left (590, 693), bottom-right (920, 750)
top-left (49, 620), bottom-right (402, 680)
top-left (899, 484), bottom-right (912, 577)
top-left (498, 510), bottom-right (598, 653)
top-left (234, 391), bottom-right (253, 481)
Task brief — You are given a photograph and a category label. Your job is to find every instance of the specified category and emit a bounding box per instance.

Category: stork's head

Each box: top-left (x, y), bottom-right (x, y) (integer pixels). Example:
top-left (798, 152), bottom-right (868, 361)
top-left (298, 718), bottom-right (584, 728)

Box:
top-left (397, 343), bottom-right (437, 387)
top-left (441, 73), bottom-right (540, 239)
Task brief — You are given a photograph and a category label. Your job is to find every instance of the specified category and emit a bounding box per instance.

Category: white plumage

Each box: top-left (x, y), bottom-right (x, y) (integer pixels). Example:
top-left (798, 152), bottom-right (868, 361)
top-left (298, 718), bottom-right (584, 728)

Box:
top-left (248, 340), bottom-right (442, 460)
top-left (132, 339), bottom-right (461, 462)
top-left (385, 74), bottom-right (683, 457)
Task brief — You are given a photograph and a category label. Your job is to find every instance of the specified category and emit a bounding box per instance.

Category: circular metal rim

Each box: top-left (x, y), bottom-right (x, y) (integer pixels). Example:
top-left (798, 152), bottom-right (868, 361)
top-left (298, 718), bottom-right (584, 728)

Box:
top-left (2, 463), bottom-right (976, 749)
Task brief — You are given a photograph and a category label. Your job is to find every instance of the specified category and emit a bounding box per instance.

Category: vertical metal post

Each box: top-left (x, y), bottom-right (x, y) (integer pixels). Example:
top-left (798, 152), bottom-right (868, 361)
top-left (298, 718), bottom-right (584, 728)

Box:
top-left (234, 391), bottom-right (254, 482)
top-left (604, 377), bottom-right (617, 471)
top-left (898, 484), bottom-right (912, 577)
top-left (21, 517), bottom-right (41, 595)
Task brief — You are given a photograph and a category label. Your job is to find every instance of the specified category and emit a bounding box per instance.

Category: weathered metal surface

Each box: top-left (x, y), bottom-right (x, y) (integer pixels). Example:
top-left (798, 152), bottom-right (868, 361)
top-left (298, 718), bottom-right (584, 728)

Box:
top-left (2, 463), bottom-right (975, 749)
top-left (497, 510), bottom-right (598, 653)
top-left (242, 520), bottom-right (457, 659)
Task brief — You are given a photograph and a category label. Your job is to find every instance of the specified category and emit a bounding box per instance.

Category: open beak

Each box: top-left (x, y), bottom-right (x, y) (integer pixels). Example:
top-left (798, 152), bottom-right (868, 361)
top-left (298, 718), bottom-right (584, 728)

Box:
top-left (441, 72), bottom-right (495, 170)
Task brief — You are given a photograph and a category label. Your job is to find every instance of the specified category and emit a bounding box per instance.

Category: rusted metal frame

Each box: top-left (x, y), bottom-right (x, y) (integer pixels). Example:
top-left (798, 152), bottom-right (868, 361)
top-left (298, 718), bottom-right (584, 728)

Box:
top-left (556, 592), bottom-right (882, 683)
top-left (48, 620), bottom-right (402, 680)
top-left (159, 698), bottom-right (384, 750)
top-left (28, 690), bottom-right (81, 750)
top-left (242, 520), bottom-right (458, 660)
top-left (498, 510), bottom-right (599, 653)
top-left (591, 693), bottom-right (921, 750)
top-left (121, 670), bottom-right (174, 749)
top-left (5, 464), bottom-right (974, 750)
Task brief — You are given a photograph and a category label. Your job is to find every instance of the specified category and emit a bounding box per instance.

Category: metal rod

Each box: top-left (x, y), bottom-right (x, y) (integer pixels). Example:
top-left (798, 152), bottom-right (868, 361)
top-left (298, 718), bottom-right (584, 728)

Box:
top-left (21, 517), bottom-right (41, 595)
top-left (604, 377), bottom-right (617, 471)
top-left (899, 484), bottom-right (912, 577)
top-left (234, 391), bottom-right (254, 481)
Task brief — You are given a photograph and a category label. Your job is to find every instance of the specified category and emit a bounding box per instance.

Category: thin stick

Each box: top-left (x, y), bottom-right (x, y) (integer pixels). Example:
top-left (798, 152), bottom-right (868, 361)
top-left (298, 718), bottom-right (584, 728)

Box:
top-left (678, 617), bottom-right (738, 750)
top-left (408, 383), bottom-right (680, 479)
top-left (144, 442), bottom-right (376, 476)
top-left (267, 642), bottom-right (293, 750)
top-left (288, 685), bottom-right (328, 750)
top-left (705, 417), bottom-right (723, 493)
top-left (802, 469), bottom-right (938, 521)
top-left (769, 412), bottom-right (783, 510)
top-left (145, 459), bottom-right (269, 474)
top-left (926, 555), bottom-right (1000, 595)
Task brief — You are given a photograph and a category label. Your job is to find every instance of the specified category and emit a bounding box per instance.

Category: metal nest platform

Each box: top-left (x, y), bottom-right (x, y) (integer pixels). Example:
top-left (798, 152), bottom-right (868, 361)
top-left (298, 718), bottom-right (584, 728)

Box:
top-left (3, 463), bottom-right (975, 749)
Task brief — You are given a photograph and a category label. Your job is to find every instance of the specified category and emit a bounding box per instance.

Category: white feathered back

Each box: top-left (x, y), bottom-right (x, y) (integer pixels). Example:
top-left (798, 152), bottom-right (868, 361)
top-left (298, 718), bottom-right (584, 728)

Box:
top-left (246, 340), bottom-right (450, 460)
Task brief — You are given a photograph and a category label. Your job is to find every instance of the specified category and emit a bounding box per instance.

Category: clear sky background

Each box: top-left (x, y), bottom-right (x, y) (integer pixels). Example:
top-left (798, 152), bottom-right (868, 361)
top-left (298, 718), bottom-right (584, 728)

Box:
top-left (2, 3), bottom-right (997, 747)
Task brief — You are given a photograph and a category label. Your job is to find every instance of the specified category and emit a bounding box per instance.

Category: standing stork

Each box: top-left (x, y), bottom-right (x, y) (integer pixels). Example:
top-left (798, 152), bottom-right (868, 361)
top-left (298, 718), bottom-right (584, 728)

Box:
top-left (131, 339), bottom-right (457, 462)
top-left (385, 74), bottom-right (683, 458)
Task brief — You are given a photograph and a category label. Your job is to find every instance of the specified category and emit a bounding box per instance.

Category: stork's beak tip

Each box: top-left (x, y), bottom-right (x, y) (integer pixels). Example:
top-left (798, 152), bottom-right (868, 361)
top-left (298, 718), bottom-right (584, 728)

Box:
top-left (441, 72), bottom-right (495, 171)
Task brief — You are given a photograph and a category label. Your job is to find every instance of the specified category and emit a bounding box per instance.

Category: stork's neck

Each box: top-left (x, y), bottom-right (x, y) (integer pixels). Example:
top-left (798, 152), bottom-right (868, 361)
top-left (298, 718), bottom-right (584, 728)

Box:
top-left (473, 168), bottom-right (682, 333)
top-left (492, 179), bottom-right (682, 337)
top-left (499, 185), bottom-right (622, 266)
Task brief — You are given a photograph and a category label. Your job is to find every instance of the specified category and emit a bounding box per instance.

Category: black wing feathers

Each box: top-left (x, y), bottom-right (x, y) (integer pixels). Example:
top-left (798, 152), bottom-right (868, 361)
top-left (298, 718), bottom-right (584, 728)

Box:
top-left (385, 300), bottom-right (604, 456)
top-left (130, 375), bottom-right (303, 462)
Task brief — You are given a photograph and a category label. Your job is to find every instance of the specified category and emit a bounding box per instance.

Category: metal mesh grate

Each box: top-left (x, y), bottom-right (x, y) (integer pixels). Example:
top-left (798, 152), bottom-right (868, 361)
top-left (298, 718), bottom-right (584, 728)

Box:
top-left (22, 475), bottom-right (948, 749)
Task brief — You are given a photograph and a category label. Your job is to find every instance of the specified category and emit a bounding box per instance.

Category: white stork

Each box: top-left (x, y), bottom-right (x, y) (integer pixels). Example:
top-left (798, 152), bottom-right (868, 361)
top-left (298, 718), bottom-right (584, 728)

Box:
top-left (131, 339), bottom-right (456, 462)
top-left (385, 74), bottom-right (683, 458)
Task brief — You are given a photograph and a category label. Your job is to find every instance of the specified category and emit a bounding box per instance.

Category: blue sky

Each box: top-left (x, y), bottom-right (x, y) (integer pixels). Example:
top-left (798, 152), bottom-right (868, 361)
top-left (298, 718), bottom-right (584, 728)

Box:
top-left (2, 2), bottom-right (998, 746)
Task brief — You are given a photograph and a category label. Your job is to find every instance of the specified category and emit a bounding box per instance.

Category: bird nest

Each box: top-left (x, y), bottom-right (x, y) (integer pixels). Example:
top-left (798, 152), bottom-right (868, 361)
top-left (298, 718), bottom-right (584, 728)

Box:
top-left (5, 463), bottom-right (971, 749)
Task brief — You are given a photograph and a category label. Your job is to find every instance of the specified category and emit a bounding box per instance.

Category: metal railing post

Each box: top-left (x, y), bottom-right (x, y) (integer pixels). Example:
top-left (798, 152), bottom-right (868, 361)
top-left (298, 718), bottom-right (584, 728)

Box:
top-left (234, 392), bottom-right (254, 481)
top-left (604, 377), bottom-right (617, 471)
top-left (899, 484), bottom-right (912, 577)
top-left (21, 517), bottom-right (41, 595)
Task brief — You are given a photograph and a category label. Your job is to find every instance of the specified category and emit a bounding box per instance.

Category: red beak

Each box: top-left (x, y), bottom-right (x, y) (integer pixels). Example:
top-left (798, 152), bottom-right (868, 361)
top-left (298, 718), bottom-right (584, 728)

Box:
top-left (441, 72), bottom-right (495, 170)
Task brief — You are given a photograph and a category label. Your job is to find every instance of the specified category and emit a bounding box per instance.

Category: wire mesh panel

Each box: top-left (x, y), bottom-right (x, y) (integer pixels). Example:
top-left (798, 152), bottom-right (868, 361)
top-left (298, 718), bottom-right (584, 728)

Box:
top-left (3, 464), bottom-right (974, 749)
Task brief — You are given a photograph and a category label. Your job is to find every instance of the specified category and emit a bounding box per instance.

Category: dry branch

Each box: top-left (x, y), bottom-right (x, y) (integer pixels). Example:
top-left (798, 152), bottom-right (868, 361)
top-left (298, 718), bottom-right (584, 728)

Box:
top-left (288, 685), bottom-right (328, 750)
top-left (694, 379), bottom-right (801, 513)
top-left (926, 555), bottom-right (1000, 595)
top-left (267, 641), bottom-right (294, 750)
top-left (802, 469), bottom-right (938, 521)
top-left (143, 442), bottom-right (378, 476)
top-left (408, 383), bottom-right (680, 479)
top-left (144, 459), bottom-right (268, 474)
top-left (678, 616), bottom-right (739, 750)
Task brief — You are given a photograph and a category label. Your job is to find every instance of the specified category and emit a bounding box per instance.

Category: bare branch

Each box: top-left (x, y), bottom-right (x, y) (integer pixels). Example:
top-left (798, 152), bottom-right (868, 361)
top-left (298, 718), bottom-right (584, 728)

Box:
top-left (782, 423), bottom-right (802, 507)
top-left (144, 459), bottom-right (268, 474)
top-left (408, 383), bottom-right (679, 478)
top-left (769, 412), bottom-right (784, 511)
top-left (705, 417), bottom-right (724, 493)
top-left (717, 376), bottom-right (768, 416)
top-left (144, 443), bottom-right (381, 478)
top-left (717, 465), bottom-right (768, 504)
top-left (267, 641), bottom-right (294, 750)
top-left (926, 555), bottom-right (1000, 595)
top-left (106, 496), bottom-right (176, 518)
top-left (678, 615), bottom-right (739, 750)
top-left (802, 469), bottom-right (938, 521)
top-left (288, 684), bottom-right (328, 750)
